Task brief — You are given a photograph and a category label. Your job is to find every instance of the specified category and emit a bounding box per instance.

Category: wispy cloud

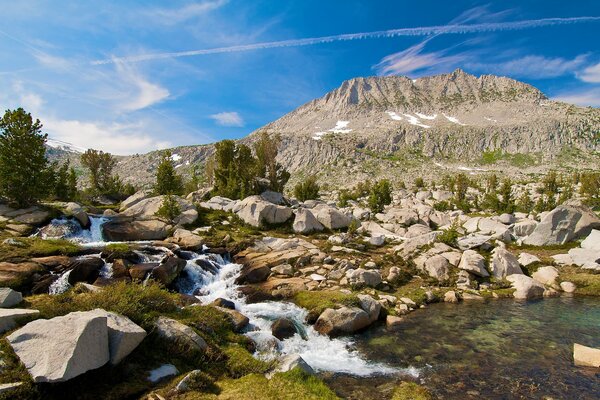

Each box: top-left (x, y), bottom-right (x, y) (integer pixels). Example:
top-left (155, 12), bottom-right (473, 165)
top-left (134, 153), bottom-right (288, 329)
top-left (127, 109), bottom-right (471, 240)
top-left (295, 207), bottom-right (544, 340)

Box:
top-left (91, 16), bottom-right (600, 65)
top-left (147, 0), bottom-right (229, 24)
top-left (114, 61), bottom-right (170, 112)
top-left (578, 62), bottom-right (600, 83)
top-left (553, 88), bottom-right (600, 107)
top-left (467, 54), bottom-right (589, 79)
top-left (210, 111), bottom-right (244, 127)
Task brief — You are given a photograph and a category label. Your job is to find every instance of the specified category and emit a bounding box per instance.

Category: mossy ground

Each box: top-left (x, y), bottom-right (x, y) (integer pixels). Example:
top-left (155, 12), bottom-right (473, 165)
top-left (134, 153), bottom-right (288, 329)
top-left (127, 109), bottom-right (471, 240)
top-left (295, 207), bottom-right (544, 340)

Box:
top-left (0, 237), bottom-right (81, 262)
top-left (391, 381), bottom-right (435, 400)
top-left (292, 290), bottom-right (360, 315)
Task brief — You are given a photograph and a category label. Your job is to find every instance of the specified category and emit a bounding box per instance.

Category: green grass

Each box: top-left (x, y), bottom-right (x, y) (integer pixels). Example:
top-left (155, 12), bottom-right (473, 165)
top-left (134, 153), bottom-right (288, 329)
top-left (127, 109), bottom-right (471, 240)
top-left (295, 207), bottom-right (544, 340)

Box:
top-left (559, 266), bottom-right (600, 296)
top-left (0, 237), bottom-right (82, 262)
top-left (222, 345), bottom-right (274, 378)
top-left (479, 150), bottom-right (538, 168)
top-left (392, 382), bottom-right (435, 400)
top-left (292, 291), bottom-right (360, 316)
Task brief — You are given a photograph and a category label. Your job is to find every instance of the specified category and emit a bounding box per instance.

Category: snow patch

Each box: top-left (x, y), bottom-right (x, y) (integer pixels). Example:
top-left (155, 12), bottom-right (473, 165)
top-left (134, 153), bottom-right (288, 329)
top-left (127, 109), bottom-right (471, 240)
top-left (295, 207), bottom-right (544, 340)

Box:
top-left (402, 114), bottom-right (430, 129)
top-left (171, 153), bottom-right (182, 162)
top-left (46, 139), bottom-right (86, 153)
top-left (385, 111), bottom-right (403, 121)
top-left (443, 114), bottom-right (466, 126)
top-left (329, 120), bottom-right (352, 134)
top-left (415, 112), bottom-right (437, 120)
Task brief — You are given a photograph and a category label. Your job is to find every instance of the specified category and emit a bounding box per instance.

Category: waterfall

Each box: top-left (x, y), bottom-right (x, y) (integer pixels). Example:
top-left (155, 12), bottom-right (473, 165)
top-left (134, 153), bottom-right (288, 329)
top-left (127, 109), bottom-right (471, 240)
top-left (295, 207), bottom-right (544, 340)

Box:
top-left (177, 254), bottom-right (416, 377)
top-left (49, 270), bottom-right (72, 294)
top-left (75, 216), bottom-right (109, 244)
top-left (37, 216), bottom-right (109, 244)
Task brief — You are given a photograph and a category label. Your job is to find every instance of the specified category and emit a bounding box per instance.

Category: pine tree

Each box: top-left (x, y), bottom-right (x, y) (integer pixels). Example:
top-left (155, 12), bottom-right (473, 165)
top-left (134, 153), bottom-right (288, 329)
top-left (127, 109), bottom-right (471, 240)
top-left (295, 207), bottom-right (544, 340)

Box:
top-left (155, 151), bottom-right (184, 195)
top-left (54, 160), bottom-right (71, 200)
top-left (254, 132), bottom-right (290, 192)
top-left (80, 149), bottom-right (117, 194)
top-left (0, 108), bottom-right (50, 207)
top-left (67, 167), bottom-right (78, 200)
top-left (368, 179), bottom-right (392, 213)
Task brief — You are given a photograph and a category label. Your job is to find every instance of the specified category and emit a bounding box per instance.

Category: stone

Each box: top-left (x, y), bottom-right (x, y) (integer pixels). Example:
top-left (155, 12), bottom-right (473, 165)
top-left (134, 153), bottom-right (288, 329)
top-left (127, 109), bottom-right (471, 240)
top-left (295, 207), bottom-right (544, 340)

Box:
top-left (199, 196), bottom-right (235, 211)
top-left (518, 253), bottom-right (541, 267)
top-left (0, 262), bottom-right (45, 289)
top-left (260, 191), bottom-right (286, 205)
top-left (357, 294), bottom-right (381, 323)
top-left (398, 232), bottom-right (440, 255)
top-left (386, 315), bottom-right (403, 329)
top-left (444, 291), bottom-right (459, 303)
top-left (152, 256), bottom-right (187, 285)
top-left (271, 318), bottom-right (298, 340)
top-left (573, 343), bottom-right (600, 367)
top-left (523, 204), bottom-right (600, 246)
top-left (457, 234), bottom-right (492, 250)
top-left (121, 195), bottom-right (198, 225)
top-left (64, 202), bottom-right (89, 228)
top-left (166, 229), bottom-right (204, 251)
top-left (217, 308), bottom-right (249, 332)
top-left (154, 317), bottom-right (208, 352)
top-left (0, 308), bottom-right (39, 333)
top-left (272, 264), bottom-right (294, 276)
top-left (567, 248), bottom-right (600, 268)
top-left (314, 307), bottom-right (371, 337)
top-left (346, 268), bottom-right (381, 288)
top-left (458, 250), bottom-right (489, 277)
top-left (12, 208), bottom-right (50, 225)
top-left (456, 270), bottom-right (476, 290)
top-left (497, 213), bottom-right (516, 225)
top-left (234, 196), bottom-right (293, 227)
top-left (506, 274), bottom-right (545, 300)
top-left (532, 266), bottom-right (559, 287)
top-left (512, 220), bottom-right (537, 237)
top-left (490, 247), bottom-right (523, 279)
top-left (0, 288), bottom-right (22, 307)
top-left (120, 190), bottom-right (152, 212)
top-left (312, 204), bottom-right (352, 230)
top-left (212, 298), bottom-right (235, 309)
top-left (6, 310), bottom-right (109, 382)
top-left (148, 364), bottom-right (179, 383)
top-left (560, 281), bottom-right (577, 293)
top-left (186, 187), bottom-right (212, 204)
top-left (102, 219), bottom-right (170, 241)
top-left (89, 310), bottom-right (146, 365)
top-left (441, 251), bottom-right (462, 266)
top-left (581, 229), bottom-right (600, 251)
top-left (275, 354), bottom-right (315, 375)
top-left (369, 235), bottom-right (385, 246)
top-left (68, 257), bottom-right (105, 285)
top-left (293, 208), bottom-right (324, 234)
top-left (462, 292), bottom-right (485, 301)
top-left (423, 255), bottom-right (450, 281)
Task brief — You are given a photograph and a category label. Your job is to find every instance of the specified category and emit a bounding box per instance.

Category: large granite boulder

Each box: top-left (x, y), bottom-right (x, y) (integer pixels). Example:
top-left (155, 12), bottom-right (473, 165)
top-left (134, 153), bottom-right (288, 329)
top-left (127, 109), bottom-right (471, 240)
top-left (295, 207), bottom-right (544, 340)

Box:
top-left (506, 274), bottom-right (545, 299)
top-left (119, 190), bottom-right (152, 212)
top-left (68, 257), bottom-right (105, 285)
top-left (532, 266), bottom-right (559, 287)
top-left (346, 268), bottom-right (382, 288)
top-left (312, 204), bottom-right (352, 230)
top-left (90, 309), bottom-right (146, 365)
top-left (490, 247), bottom-right (523, 279)
top-left (199, 196), bottom-right (236, 211)
top-left (293, 208), bottom-right (324, 234)
top-left (166, 228), bottom-right (204, 251)
top-left (233, 196), bottom-right (293, 228)
top-left (120, 196), bottom-right (198, 225)
top-left (0, 262), bottom-right (45, 290)
top-left (458, 250), bottom-right (489, 277)
top-left (422, 254), bottom-right (450, 281)
top-left (581, 229), bottom-right (600, 251)
top-left (314, 307), bottom-right (371, 337)
top-left (102, 219), bottom-right (170, 241)
top-left (0, 308), bottom-right (39, 333)
top-left (524, 204), bottom-right (600, 246)
top-left (64, 202), bottom-right (90, 228)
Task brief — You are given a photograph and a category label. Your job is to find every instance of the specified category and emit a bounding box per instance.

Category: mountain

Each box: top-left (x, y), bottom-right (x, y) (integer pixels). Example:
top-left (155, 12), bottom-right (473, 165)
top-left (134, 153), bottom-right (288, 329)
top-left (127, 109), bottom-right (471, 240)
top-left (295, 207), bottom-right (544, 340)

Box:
top-left (54, 69), bottom-right (600, 188)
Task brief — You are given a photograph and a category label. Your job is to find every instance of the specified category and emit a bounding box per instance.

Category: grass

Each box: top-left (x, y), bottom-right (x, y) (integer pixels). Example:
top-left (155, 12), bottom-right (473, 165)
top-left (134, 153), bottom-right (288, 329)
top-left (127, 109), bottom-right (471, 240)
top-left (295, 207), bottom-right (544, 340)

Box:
top-left (392, 382), bottom-right (435, 400)
top-left (222, 345), bottom-right (274, 378)
top-left (479, 150), bottom-right (538, 168)
top-left (292, 290), bottom-right (360, 316)
top-left (559, 266), bottom-right (600, 296)
top-left (393, 279), bottom-right (433, 306)
top-left (0, 237), bottom-right (82, 262)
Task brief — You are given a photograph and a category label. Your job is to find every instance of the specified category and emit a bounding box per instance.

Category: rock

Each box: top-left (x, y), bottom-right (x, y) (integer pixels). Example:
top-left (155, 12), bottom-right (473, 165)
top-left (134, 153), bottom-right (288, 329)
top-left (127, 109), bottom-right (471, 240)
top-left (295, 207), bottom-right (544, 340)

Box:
top-left (523, 204), bottom-right (600, 246)
top-left (271, 318), bottom-right (298, 340)
top-left (387, 266), bottom-right (402, 283)
top-left (0, 382), bottom-right (24, 394)
top-left (64, 202), bottom-right (89, 228)
top-left (236, 264), bottom-right (271, 284)
top-left (456, 270), bottom-right (476, 290)
top-left (274, 354), bottom-right (314, 375)
top-left (102, 219), bottom-right (170, 241)
top-left (518, 253), bottom-right (541, 267)
top-left (260, 191), bottom-right (286, 205)
top-left (7, 310), bottom-right (109, 382)
top-left (129, 263), bottom-right (159, 281)
top-left (346, 268), bottom-right (382, 288)
top-left (497, 213), bottom-right (516, 225)
top-left (506, 274), bottom-right (545, 299)
top-left (490, 247), bottom-right (523, 279)
top-left (312, 204), bottom-right (351, 229)
top-left (148, 364), bottom-right (179, 383)
top-left (121, 196), bottom-right (198, 225)
top-left (423, 255), bottom-right (450, 281)
top-left (573, 343), bottom-right (600, 367)
top-left (233, 196), bottom-right (293, 227)
top-left (368, 235), bottom-right (385, 246)
top-left (152, 256), bottom-right (187, 286)
top-left (90, 310), bottom-right (146, 365)
top-left (512, 220), bottom-right (537, 237)
top-left (154, 317), bottom-right (208, 352)
top-left (532, 266), bottom-right (559, 287)
top-left (199, 196), bottom-right (235, 211)
top-left (444, 291), bottom-right (459, 303)
top-left (0, 288), bottom-right (22, 307)
top-left (458, 250), bottom-right (489, 277)
top-left (357, 294), bottom-right (381, 323)
top-left (398, 232), bottom-right (440, 255)
top-left (68, 257), bottom-right (105, 285)
top-left (0, 308), bottom-right (39, 333)
top-left (217, 308), bottom-right (249, 332)
top-left (462, 292), bottom-right (484, 301)
top-left (457, 234), bottom-right (492, 250)
top-left (581, 229), bottom-right (600, 251)
top-left (0, 262), bottom-right (45, 289)
top-left (560, 281), bottom-right (577, 293)
top-left (175, 369), bottom-right (213, 392)
top-left (11, 208), bottom-right (50, 225)
top-left (186, 187), bottom-right (213, 204)
top-left (314, 307), bottom-right (371, 337)
top-left (212, 298), bottom-right (235, 309)
top-left (271, 264), bottom-right (294, 276)
top-left (120, 190), bottom-right (152, 212)
top-left (567, 248), bottom-right (600, 268)
top-left (386, 315), bottom-right (403, 329)
top-left (166, 229), bottom-right (204, 251)
top-left (293, 208), bottom-right (324, 234)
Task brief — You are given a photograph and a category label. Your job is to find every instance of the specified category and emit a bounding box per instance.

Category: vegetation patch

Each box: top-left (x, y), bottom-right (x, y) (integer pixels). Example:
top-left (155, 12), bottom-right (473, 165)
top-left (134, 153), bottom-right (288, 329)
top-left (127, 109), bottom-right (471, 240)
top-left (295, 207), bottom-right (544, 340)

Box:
top-left (559, 266), bottom-right (600, 296)
top-left (292, 290), bottom-right (360, 316)
top-left (0, 237), bottom-right (81, 262)
top-left (392, 381), bottom-right (435, 400)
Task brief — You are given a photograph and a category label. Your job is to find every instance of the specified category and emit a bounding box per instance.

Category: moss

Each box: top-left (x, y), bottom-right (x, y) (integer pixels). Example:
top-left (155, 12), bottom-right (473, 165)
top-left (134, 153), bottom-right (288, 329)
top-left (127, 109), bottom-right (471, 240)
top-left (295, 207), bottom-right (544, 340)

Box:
top-left (394, 279), bottom-right (432, 306)
top-left (559, 266), bottom-right (600, 296)
top-left (223, 345), bottom-right (273, 378)
top-left (292, 291), bottom-right (360, 316)
top-left (392, 382), bottom-right (435, 400)
top-left (493, 288), bottom-right (517, 298)
top-left (0, 237), bottom-right (81, 262)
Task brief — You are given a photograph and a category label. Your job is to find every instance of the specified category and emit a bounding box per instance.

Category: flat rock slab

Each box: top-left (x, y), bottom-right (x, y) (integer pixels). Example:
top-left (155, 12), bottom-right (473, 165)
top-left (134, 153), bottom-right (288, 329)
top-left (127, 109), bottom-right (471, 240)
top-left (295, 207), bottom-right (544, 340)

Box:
top-left (0, 308), bottom-right (39, 333)
top-left (0, 287), bottom-right (22, 308)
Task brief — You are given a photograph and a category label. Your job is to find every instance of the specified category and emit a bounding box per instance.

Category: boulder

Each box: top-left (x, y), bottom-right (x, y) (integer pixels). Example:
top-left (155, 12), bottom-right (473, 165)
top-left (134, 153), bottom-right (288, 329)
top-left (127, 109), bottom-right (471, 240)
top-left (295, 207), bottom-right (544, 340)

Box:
top-left (506, 274), bottom-right (545, 299)
top-left (346, 268), bottom-right (381, 288)
top-left (148, 364), bottom-right (179, 383)
top-left (386, 315), bottom-right (404, 329)
top-left (312, 204), bottom-right (351, 230)
top-left (560, 281), bottom-right (577, 293)
top-left (217, 308), bottom-right (249, 332)
top-left (293, 208), bottom-right (324, 234)
top-left (121, 196), bottom-right (198, 225)
top-left (186, 187), bottom-right (212, 204)
top-left (274, 354), bottom-right (314, 375)
top-left (0, 308), bottom-right (39, 333)
top-left (235, 264), bottom-right (271, 284)
top-left (581, 229), bottom-right (600, 251)
top-left (120, 190), bottom-right (152, 212)
top-left (68, 257), bottom-right (105, 285)
top-left (233, 196), bottom-right (293, 227)
top-left (166, 228), bottom-right (204, 251)
top-left (199, 196), bottom-right (235, 211)
top-left (523, 204), bottom-right (600, 246)
top-left (518, 253), bottom-right (541, 267)
top-left (490, 247), bottom-right (523, 279)
top-left (64, 202), bottom-right (89, 228)
top-left (152, 256), bottom-right (187, 285)
top-left (0, 262), bottom-right (45, 289)
top-left (260, 191), bottom-right (286, 205)
top-left (11, 207), bottom-right (50, 225)
top-left (574, 343), bottom-right (600, 367)
top-left (212, 298), bottom-right (235, 309)
top-left (567, 248), bottom-right (600, 268)
top-left (423, 255), bottom-right (450, 281)
top-left (497, 213), bottom-right (516, 225)
top-left (444, 291), bottom-right (460, 303)
top-left (357, 294), bottom-right (381, 323)
top-left (154, 317), bottom-right (208, 352)
top-left (102, 219), bottom-right (170, 241)
top-left (458, 250), bottom-right (489, 277)
top-left (532, 266), bottom-right (559, 287)
top-left (314, 307), bottom-right (372, 337)
top-left (90, 309), bottom-right (146, 365)
top-left (0, 287), bottom-right (22, 307)
top-left (512, 220), bottom-right (537, 237)
top-left (6, 310), bottom-right (109, 382)
top-left (271, 318), bottom-right (298, 340)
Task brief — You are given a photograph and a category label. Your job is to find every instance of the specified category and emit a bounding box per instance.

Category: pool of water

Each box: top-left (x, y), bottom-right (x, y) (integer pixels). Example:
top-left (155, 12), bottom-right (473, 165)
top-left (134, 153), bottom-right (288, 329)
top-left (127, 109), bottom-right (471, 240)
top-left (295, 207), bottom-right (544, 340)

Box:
top-left (327, 297), bottom-right (600, 399)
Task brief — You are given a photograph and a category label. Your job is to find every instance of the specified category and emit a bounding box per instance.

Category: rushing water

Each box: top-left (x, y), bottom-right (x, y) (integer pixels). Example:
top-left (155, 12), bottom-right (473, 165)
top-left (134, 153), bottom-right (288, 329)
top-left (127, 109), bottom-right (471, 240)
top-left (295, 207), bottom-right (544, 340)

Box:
top-left (331, 297), bottom-right (600, 400)
top-left (38, 216), bottom-right (108, 244)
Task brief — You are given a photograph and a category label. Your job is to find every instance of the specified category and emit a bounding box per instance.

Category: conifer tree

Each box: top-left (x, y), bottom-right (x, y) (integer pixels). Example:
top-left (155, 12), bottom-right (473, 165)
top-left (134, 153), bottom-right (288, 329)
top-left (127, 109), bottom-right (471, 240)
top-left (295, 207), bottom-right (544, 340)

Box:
top-left (155, 151), bottom-right (184, 195)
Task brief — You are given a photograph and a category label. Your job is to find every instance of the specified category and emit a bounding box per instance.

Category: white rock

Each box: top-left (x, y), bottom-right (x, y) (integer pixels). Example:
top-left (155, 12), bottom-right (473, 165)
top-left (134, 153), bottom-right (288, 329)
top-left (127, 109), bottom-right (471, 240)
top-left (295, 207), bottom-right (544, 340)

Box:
top-left (532, 266), bottom-right (559, 287)
top-left (524, 204), bottom-right (600, 246)
top-left (506, 274), bottom-right (545, 300)
top-left (0, 308), bottom-right (39, 333)
top-left (155, 317), bottom-right (208, 352)
top-left (234, 196), bottom-right (293, 227)
top-left (312, 204), bottom-right (351, 229)
top-left (458, 250), bottom-right (489, 277)
top-left (272, 354), bottom-right (314, 375)
top-left (560, 281), bottom-right (577, 293)
top-left (491, 247), bottom-right (523, 279)
top-left (574, 343), bottom-right (600, 367)
top-left (0, 288), bottom-right (22, 308)
top-left (148, 364), bottom-right (179, 382)
top-left (293, 208), bottom-right (324, 234)
top-left (518, 253), bottom-right (541, 267)
top-left (90, 309), bottom-right (146, 365)
top-left (581, 229), bottom-right (600, 251)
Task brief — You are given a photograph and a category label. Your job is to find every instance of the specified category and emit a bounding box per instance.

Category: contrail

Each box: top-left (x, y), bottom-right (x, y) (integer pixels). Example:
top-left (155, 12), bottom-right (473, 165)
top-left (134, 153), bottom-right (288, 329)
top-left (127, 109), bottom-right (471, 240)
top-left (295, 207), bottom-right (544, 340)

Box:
top-left (92, 16), bottom-right (600, 65)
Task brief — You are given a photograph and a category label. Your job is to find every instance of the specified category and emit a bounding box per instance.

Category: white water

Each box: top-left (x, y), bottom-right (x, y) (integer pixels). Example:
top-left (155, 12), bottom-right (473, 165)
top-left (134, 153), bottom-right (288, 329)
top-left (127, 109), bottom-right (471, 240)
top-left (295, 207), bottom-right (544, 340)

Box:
top-left (178, 253), bottom-right (416, 377)
top-left (38, 216), bottom-right (108, 245)
top-left (49, 270), bottom-right (72, 294)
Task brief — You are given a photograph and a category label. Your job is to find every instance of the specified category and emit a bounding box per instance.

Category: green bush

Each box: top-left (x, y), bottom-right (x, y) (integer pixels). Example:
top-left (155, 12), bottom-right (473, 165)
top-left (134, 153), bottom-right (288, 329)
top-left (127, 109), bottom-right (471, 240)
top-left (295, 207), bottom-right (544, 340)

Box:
top-left (392, 382), bottom-right (434, 400)
top-left (294, 176), bottom-right (320, 201)
top-left (437, 221), bottom-right (460, 247)
top-left (155, 194), bottom-right (181, 223)
top-left (368, 179), bottom-right (392, 213)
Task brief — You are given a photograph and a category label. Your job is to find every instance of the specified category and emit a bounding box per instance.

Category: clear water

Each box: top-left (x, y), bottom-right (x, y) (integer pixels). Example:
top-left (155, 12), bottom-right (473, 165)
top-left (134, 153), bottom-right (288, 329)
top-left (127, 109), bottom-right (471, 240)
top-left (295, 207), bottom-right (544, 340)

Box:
top-left (333, 297), bottom-right (600, 399)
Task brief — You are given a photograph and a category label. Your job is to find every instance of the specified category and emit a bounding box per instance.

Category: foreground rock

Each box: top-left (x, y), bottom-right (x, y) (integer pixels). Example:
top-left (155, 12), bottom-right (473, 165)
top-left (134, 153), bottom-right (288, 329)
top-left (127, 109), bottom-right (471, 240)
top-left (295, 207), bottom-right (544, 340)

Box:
top-left (103, 219), bottom-right (170, 241)
top-left (574, 343), bottom-right (600, 367)
top-left (314, 295), bottom-right (380, 337)
top-left (0, 287), bottom-right (22, 307)
top-left (0, 308), bottom-right (39, 333)
top-left (523, 204), bottom-right (600, 246)
top-left (91, 309), bottom-right (147, 365)
top-left (233, 195), bottom-right (293, 228)
top-left (506, 274), bottom-right (544, 300)
top-left (155, 317), bottom-right (208, 352)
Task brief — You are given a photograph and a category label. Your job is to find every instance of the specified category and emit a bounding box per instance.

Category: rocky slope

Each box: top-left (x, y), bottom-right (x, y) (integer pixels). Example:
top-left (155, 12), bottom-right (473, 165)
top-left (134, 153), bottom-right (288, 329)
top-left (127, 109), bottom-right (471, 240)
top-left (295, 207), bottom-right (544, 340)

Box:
top-left (51, 69), bottom-right (600, 188)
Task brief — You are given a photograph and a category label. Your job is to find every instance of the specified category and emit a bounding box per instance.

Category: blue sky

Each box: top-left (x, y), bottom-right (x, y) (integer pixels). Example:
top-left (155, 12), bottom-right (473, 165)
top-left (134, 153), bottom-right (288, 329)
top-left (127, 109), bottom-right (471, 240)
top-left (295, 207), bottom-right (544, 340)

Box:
top-left (0, 0), bottom-right (599, 154)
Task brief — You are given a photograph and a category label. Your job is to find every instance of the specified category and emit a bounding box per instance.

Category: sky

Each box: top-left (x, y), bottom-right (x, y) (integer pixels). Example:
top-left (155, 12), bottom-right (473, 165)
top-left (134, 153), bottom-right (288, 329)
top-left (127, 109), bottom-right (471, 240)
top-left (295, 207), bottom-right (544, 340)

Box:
top-left (0, 0), bottom-right (599, 155)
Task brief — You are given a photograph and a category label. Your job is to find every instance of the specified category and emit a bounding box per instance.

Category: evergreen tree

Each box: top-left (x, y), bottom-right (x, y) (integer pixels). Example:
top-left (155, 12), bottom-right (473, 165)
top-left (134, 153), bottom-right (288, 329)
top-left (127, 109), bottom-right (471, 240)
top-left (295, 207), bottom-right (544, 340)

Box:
top-left (155, 151), bottom-right (184, 195)
top-left (80, 149), bottom-right (117, 194)
top-left (0, 108), bottom-right (50, 207)
top-left (254, 132), bottom-right (290, 192)
top-left (67, 167), bottom-right (78, 200)
top-left (368, 179), bottom-right (392, 213)
top-left (294, 176), bottom-right (320, 201)
top-left (54, 160), bottom-right (71, 200)
top-left (212, 140), bottom-right (257, 199)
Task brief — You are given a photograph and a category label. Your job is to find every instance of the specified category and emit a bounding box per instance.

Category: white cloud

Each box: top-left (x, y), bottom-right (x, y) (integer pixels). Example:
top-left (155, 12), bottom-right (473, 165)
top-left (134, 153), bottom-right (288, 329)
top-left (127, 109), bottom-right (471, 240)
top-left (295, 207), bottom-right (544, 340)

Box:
top-left (553, 88), bottom-right (600, 107)
top-left (209, 111), bottom-right (244, 127)
top-left (149, 0), bottom-right (229, 24)
top-left (578, 62), bottom-right (600, 83)
top-left (114, 61), bottom-right (170, 112)
top-left (467, 55), bottom-right (588, 79)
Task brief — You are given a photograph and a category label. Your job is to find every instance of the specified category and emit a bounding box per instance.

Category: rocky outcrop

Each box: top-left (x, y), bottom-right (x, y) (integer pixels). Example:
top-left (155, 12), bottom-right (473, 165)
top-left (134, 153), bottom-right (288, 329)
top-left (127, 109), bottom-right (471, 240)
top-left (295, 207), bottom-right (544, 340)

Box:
top-left (233, 195), bottom-right (293, 228)
top-left (120, 195), bottom-right (198, 225)
top-left (312, 204), bottom-right (351, 230)
top-left (458, 250), bottom-right (489, 277)
top-left (293, 208), bottom-right (324, 234)
top-left (490, 247), bottom-right (523, 279)
top-left (523, 204), bottom-right (600, 246)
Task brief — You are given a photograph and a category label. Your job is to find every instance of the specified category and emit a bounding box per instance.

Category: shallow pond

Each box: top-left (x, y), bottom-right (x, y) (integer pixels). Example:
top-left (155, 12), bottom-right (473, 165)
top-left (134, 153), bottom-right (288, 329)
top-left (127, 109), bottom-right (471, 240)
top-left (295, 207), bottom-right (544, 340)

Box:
top-left (326, 297), bottom-right (600, 399)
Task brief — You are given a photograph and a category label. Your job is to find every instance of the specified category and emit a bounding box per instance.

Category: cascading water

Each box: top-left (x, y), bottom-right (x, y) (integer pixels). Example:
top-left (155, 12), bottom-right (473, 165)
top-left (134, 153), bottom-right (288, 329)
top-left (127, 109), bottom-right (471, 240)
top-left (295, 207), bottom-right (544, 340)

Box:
top-left (37, 216), bottom-right (109, 244)
top-left (177, 253), bottom-right (418, 377)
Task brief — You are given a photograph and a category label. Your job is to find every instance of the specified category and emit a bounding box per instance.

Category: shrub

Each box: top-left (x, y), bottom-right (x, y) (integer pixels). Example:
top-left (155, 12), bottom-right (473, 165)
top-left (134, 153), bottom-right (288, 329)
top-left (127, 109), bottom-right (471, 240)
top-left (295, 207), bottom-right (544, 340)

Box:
top-left (392, 382), bottom-right (434, 400)
top-left (155, 194), bottom-right (181, 223)
top-left (368, 179), bottom-right (392, 213)
top-left (414, 177), bottom-right (425, 188)
top-left (433, 200), bottom-right (452, 211)
top-left (294, 176), bottom-right (320, 201)
top-left (437, 221), bottom-right (460, 247)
